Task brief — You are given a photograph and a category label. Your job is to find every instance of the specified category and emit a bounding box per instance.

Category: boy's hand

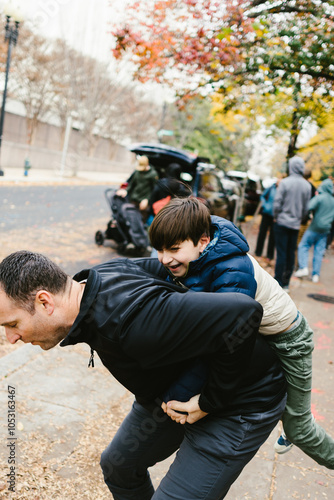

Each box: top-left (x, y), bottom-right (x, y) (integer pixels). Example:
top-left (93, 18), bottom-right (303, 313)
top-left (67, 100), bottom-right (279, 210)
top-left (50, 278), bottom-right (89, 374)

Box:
top-left (161, 395), bottom-right (208, 424)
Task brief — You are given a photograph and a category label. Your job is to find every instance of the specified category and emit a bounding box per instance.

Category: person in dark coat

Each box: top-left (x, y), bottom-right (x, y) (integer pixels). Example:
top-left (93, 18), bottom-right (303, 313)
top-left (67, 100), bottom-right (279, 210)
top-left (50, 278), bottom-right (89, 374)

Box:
top-left (117, 155), bottom-right (158, 220)
top-left (0, 250), bottom-right (287, 499)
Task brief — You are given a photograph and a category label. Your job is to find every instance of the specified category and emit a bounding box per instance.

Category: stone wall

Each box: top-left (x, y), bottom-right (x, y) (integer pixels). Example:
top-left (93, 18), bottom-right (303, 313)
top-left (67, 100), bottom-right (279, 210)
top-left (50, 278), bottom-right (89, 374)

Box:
top-left (1, 111), bottom-right (135, 177)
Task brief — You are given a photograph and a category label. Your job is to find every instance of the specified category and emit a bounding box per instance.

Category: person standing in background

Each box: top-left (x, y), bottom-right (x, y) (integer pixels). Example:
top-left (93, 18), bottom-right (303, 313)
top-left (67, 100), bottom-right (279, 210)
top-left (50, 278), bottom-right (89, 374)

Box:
top-left (295, 178), bottom-right (334, 283)
top-left (273, 156), bottom-right (311, 292)
top-left (294, 169), bottom-right (317, 267)
top-left (255, 178), bottom-right (280, 265)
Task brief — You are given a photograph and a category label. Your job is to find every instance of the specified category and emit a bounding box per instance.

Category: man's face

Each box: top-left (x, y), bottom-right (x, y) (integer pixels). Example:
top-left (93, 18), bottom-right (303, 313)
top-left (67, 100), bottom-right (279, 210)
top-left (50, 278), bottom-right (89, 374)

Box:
top-left (0, 289), bottom-right (67, 350)
top-left (157, 236), bottom-right (210, 278)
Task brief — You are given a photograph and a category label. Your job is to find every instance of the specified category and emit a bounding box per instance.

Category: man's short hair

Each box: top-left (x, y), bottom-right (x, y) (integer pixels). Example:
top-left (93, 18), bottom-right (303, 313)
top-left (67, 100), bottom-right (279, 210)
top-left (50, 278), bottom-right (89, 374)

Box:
top-left (0, 250), bottom-right (68, 313)
top-left (149, 197), bottom-right (211, 250)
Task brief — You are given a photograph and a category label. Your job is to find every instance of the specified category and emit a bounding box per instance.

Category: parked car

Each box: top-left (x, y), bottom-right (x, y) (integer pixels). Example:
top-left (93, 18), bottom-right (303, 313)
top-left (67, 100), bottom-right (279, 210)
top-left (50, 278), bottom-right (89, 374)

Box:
top-left (194, 163), bottom-right (236, 220)
top-left (218, 176), bottom-right (244, 224)
top-left (128, 143), bottom-right (237, 220)
top-left (225, 170), bottom-right (263, 217)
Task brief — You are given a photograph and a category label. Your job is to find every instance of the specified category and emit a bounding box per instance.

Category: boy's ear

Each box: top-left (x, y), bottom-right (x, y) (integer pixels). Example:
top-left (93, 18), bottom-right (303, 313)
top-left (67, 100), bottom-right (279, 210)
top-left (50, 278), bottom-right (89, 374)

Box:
top-left (199, 234), bottom-right (210, 252)
top-left (35, 290), bottom-right (55, 315)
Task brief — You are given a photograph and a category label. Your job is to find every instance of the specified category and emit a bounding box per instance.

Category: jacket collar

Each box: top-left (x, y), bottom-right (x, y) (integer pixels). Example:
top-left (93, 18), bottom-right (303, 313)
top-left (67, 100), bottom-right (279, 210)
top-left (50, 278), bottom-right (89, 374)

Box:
top-left (60, 269), bottom-right (101, 346)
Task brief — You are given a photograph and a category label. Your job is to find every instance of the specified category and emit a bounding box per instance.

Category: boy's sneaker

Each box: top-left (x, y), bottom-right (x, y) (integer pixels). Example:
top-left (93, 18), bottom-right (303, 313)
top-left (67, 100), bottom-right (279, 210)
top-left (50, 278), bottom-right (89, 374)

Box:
top-left (295, 267), bottom-right (309, 278)
top-left (312, 274), bottom-right (319, 283)
top-left (274, 431), bottom-right (293, 454)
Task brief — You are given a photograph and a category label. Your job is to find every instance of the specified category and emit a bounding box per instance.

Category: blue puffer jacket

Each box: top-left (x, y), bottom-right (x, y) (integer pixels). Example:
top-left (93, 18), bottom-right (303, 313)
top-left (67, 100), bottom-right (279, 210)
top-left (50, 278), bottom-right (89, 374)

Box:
top-left (162, 216), bottom-right (257, 404)
top-left (166, 216), bottom-right (257, 298)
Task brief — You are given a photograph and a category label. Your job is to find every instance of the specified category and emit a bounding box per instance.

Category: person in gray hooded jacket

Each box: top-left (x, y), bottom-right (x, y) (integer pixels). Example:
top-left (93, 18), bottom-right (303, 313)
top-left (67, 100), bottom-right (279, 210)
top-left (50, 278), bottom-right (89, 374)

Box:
top-left (295, 178), bottom-right (334, 283)
top-left (273, 156), bottom-right (312, 291)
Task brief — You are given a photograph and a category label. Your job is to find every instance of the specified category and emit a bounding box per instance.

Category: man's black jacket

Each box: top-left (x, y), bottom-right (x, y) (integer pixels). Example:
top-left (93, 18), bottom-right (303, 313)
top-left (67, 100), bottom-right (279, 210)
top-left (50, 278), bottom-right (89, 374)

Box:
top-left (61, 258), bottom-right (286, 415)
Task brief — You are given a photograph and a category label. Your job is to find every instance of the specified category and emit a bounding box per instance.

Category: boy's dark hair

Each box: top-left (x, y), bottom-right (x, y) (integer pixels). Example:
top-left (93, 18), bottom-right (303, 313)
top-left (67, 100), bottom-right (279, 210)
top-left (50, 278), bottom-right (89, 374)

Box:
top-left (149, 197), bottom-right (211, 250)
top-left (0, 250), bottom-right (68, 313)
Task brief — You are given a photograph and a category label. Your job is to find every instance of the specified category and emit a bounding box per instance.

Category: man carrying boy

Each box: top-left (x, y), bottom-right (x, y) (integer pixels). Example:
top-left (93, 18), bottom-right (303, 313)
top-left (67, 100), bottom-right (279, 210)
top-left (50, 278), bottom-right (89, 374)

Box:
top-left (149, 197), bottom-right (334, 469)
top-left (0, 250), bottom-right (287, 499)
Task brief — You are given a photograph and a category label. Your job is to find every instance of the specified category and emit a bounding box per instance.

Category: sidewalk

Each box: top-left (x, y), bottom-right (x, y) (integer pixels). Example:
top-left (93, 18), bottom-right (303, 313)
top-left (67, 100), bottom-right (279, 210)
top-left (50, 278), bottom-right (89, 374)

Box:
top-left (0, 188), bottom-right (333, 498)
top-left (0, 167), bottom-right (127, 186)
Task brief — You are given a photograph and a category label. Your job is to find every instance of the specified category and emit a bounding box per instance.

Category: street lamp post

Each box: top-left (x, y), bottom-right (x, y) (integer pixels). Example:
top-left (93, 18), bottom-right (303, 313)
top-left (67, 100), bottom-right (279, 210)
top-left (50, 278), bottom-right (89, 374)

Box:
top-left (0, 5), bottom-right (21, 176)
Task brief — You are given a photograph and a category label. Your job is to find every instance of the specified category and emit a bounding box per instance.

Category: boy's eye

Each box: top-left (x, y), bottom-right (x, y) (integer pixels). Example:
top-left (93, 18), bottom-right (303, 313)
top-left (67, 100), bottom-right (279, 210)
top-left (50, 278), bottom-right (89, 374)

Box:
top-left (169, 246), bottom-right (180, 252)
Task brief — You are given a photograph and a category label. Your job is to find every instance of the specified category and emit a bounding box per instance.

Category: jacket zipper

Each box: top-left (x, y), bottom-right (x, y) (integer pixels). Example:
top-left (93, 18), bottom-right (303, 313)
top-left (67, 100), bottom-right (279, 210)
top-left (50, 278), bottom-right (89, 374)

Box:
top-left (88, 348), bottom-right (95, 368)
top-left (164, 267), bottom-right (189, 290)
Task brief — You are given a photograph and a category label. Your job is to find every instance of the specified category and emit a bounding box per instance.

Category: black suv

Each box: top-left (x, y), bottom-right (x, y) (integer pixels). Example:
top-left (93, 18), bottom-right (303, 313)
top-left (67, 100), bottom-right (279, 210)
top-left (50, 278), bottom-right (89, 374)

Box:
top-left (128, 143), bottom-right (237, 220)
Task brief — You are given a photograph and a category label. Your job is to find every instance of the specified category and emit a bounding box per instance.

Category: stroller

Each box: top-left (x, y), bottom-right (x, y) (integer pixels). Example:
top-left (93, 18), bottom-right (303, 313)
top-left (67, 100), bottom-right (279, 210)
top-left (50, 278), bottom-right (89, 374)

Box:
top-left (95, 188), bottom-right (150, 254)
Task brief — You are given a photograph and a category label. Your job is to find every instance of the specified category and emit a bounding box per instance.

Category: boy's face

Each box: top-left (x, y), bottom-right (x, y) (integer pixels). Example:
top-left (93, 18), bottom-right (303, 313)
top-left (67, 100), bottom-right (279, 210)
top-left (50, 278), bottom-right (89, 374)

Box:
top-left (157, 236), bottom-right (210, 277)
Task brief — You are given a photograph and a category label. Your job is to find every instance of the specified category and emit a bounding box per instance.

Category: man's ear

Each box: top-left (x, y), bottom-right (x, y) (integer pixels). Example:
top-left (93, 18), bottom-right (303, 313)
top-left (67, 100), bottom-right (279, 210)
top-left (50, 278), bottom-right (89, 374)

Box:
top-left (199, 234), bottom-right (210, 252)
top-left (35, 290), bottom-right (55, 315)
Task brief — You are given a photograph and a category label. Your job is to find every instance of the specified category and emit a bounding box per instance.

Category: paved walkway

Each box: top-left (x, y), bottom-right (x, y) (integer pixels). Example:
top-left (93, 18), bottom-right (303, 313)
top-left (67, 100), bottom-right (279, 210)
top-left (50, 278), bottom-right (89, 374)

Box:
top-left (0, 169), bottom-right (333, 499)
top-left (0, 167), bottom-right (127, 186)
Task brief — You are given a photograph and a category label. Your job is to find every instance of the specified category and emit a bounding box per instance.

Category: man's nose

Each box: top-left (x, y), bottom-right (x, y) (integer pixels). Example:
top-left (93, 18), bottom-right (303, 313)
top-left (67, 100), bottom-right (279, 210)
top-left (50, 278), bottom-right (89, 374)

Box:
top-left (5, 329), bottom-right (21, 344)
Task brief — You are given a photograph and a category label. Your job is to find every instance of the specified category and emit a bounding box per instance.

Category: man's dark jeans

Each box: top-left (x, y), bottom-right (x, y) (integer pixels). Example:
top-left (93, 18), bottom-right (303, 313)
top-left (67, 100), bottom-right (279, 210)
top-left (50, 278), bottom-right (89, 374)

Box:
top-left (100, 396), bottom-right (286, 499)
top-left (274, 223), bottom-right (299, 287)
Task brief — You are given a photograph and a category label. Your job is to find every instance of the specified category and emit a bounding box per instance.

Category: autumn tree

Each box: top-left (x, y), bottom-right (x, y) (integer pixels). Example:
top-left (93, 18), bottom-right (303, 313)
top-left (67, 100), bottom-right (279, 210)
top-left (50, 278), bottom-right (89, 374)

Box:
top-left (1, 22), bottom-right (162, 153)
top-left (113, 0), bottom-right (334, 159)
top-left (46, 39), bottom-right (160, 154)
top-left (55, 51), bottom-right (124, 156)
top-left (119, 84), bottom-right (162, 143)
top-left (300, 114), bottom-right (334, 181)
top-left (8, 25), bottom-right (63, 145)
top-left (160, 97), bottom-right (252, 170)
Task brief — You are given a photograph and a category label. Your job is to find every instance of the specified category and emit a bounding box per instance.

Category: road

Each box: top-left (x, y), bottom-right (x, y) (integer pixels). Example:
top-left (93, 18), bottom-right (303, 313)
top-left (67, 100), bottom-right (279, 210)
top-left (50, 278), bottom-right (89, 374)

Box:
top-left (0, 184), bottom-right (120, 275)
top-left (0, 184), bottom-right (111, 232)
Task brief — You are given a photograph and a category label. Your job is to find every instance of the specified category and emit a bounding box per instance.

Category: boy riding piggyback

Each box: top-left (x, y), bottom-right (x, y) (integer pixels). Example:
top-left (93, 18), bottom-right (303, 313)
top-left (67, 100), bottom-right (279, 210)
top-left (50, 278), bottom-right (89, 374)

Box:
top-left (149, 197), bottom-right (334, 470)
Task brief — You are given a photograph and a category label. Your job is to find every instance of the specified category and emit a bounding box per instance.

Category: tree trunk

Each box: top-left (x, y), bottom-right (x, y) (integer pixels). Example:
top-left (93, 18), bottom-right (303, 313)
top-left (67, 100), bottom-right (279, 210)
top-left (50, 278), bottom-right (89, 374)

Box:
top-left (287, 109), bottom-right (300, 160)
top-left (26, 117), bottom-right (38, 146)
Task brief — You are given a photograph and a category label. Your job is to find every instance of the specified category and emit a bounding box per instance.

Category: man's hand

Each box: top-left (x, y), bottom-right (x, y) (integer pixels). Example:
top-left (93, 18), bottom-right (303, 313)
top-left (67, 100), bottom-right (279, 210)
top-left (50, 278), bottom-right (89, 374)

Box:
top-left (161, 395), bottom-right (208, 425)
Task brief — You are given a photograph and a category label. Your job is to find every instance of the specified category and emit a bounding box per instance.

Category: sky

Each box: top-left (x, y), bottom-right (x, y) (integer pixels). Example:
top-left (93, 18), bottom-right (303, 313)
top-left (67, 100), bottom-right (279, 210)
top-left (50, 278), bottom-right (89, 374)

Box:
top-left (11, 0), bottom-right (128, 61)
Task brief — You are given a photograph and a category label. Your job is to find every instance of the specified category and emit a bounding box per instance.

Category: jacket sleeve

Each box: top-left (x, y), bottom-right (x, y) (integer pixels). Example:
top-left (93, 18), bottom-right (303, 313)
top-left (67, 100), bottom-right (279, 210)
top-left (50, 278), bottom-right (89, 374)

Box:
top-left (273, 182), bottom-right (285, 219)
top-left (121, 291), bottom-right (263, 414)
top-left (198, 295), bottom-right (262, 413)
top-left (307, 193), bottom-right (319, 212)
top-left (133, 257), bottom-right (168, 280)
top-left (301, 184), bottom-right (312, 221)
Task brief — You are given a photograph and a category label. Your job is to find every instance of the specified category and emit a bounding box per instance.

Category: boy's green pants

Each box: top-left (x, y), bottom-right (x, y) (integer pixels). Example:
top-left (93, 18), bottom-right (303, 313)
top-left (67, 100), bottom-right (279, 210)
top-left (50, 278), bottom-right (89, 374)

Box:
top-left (267, 314), bottom-right (334, 469)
